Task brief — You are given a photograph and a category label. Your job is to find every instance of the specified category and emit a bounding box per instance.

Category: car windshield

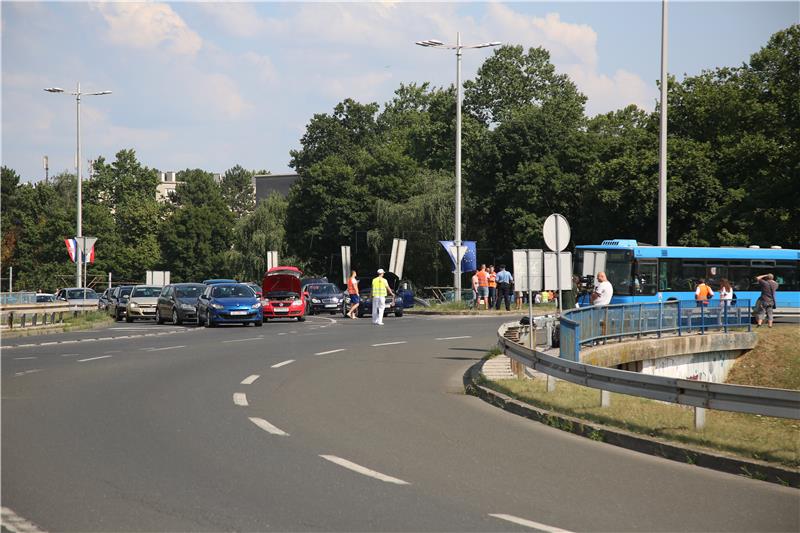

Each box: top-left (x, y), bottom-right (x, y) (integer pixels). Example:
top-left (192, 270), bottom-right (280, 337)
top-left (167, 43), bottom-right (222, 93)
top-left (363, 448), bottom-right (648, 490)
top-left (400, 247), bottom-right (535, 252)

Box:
top-left (119, 287), bottom-right (133, 297)
top-left (36, 295), bottom-right (54, 302)
top-left (66, 289), bottom-right (98, 299)
top-left (308, 283), bottom-right (339, 295)
top-left (132, 286), bottom-right (161, 298)
top-left (212, 285), bottom-right (255, 298)
top-left (176, 286), bottom-right (203, 298)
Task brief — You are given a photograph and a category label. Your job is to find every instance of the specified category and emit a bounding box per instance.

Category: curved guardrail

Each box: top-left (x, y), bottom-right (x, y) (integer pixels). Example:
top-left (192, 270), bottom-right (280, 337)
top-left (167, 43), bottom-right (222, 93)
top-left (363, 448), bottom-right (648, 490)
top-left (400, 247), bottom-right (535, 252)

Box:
top-left (497, 321), bottom-right (800, 420)
top-left (0, 302), bottom-right (99, 329)
top-left (559, 300), bottom-right (752, 361)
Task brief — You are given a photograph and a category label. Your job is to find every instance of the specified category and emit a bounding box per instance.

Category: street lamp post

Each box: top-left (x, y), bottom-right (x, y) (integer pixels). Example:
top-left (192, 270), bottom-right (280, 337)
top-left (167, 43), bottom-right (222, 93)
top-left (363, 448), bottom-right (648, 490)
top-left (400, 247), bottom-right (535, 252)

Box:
top-left (416, 34), bottom-right (501, 302)
top-left (45, 83), bottom-right (111, 287)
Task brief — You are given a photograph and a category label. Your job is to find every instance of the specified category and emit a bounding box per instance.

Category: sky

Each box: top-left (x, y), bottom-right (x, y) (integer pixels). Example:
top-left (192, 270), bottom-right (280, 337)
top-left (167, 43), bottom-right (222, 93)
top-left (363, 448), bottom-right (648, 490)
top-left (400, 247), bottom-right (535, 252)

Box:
top-left (1, 1), bottom-right (796, 183)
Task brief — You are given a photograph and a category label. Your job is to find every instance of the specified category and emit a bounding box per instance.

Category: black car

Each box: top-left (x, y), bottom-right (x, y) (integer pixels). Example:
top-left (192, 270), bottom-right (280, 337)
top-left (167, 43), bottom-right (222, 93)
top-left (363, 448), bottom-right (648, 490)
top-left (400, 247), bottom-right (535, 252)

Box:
top-left (108, 285), bottom-right (134, 321)
top-left (342, 272), bottom-right (403, 318)
top-left (305, 283), bottom-right (343, 315)
top-left (97, 288), bottom-right (112, 310)
top-left (156, 283), bottom-right (205, 325)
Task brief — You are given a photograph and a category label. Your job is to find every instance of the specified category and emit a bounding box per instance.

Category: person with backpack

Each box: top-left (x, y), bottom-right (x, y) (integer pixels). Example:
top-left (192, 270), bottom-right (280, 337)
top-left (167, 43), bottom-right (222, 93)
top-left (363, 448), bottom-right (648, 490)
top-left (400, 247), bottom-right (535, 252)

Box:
top-left (755, 273), bottom-right (779, 328)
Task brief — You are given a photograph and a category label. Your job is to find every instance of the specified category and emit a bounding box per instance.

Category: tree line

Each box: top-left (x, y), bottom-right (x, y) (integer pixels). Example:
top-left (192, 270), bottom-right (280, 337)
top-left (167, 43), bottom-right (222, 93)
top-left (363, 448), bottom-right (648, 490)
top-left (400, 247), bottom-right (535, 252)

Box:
top-left (2, 25), bottom-right (797, 291)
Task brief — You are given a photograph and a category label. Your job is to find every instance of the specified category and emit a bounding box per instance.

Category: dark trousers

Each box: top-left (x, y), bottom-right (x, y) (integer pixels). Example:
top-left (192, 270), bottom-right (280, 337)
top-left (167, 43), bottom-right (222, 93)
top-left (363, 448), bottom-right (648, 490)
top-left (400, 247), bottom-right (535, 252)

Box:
top-left (496, 283), bottom-right (511, 310)
top-left (488, 287), bottom-right (496, 308)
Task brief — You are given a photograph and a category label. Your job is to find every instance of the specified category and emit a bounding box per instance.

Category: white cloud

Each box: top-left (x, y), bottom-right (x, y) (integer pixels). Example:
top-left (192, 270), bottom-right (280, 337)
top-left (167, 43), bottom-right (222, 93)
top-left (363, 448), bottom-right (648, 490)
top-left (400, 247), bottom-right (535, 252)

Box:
top-left (193, 73), bottom-right (253, 119)
top-left (243, 52), bottom-right (278, 84)
top-left (320, 71), bottom-right (394, 102)
top-left (93, 2), bottom-right (202, 56)
top-left (195, 3), bottom-right (275, 38)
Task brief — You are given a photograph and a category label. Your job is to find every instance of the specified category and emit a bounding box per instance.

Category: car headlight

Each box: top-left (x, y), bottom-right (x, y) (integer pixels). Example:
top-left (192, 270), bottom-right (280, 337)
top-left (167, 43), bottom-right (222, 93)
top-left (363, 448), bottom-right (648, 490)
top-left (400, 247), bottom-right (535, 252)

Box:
top-left (311, 298), bottom-right (321, 303)
top-left (129, 302), bottom-right (139, 308)
top-left (291, 299), bottom-right (303, 306)
top-left (251, 302), bottom-right (262, 309)
top-left (181, 304), bottom-right (195, 311)
top-left (210, 303), bottom-right (224, 310)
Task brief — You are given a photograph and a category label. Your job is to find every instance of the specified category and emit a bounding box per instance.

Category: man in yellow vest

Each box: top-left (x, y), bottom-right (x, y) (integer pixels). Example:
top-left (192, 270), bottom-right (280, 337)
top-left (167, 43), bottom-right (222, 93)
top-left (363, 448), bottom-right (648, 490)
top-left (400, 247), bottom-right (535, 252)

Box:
top-left (372, 268), bottom-right (394, 326)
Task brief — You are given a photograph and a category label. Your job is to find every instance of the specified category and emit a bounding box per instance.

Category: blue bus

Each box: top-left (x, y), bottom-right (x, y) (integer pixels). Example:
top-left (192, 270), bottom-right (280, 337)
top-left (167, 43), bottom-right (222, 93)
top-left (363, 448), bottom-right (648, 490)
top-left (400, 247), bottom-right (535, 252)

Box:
top-left (574, 240), bottom-right (800, 313)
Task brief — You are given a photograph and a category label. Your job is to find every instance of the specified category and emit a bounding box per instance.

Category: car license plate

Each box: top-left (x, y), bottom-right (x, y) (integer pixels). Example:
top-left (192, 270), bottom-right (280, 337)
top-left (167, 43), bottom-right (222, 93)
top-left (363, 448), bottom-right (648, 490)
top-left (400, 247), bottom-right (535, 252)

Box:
top-left (230, 310), bottom-right (247, 316)
top-left (275, 308), bottom-right (289, 313)
top-left (324, 304), bottom-right (337, 308)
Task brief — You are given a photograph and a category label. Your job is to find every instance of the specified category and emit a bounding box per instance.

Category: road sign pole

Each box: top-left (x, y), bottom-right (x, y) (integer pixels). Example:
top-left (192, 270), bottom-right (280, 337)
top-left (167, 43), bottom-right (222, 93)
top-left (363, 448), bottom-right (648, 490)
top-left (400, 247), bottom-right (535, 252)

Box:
top-left (527, 249), bottom-right (533, 350)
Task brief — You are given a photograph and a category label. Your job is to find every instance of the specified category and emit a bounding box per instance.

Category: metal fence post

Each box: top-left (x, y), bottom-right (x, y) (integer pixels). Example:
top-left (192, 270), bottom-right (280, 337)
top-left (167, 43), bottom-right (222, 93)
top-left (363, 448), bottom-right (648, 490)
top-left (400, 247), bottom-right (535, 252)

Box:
top-left (694, 407), bottom-right (706, 430)
top-left (700, 303), bottom-right (705, 335)
top-left (657, 301), bottom-right (663, 338)
top-left (601, 389), bottom-right (611, 408)
top-left (723, 302), bottom-right (728, 333)
top-left (677, 301), bottom-right (682, 336)
top-left (637, 303), bottom-right (643, 339)
top-left (574, 323), bottom-right (581, 362)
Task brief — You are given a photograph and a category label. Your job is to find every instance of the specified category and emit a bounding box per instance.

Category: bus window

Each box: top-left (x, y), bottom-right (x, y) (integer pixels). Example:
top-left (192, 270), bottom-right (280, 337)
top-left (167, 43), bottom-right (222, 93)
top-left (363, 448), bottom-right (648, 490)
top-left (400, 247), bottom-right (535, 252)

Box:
top-left (635, 260), bottom-right (658, 295)
top-left (604, 251), bottom-right (633, 296)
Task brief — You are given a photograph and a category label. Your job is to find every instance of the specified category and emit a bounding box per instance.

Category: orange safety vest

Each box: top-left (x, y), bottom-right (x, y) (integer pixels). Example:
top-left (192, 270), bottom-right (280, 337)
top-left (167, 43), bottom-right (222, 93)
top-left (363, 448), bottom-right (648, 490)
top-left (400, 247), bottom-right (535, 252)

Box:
top-left (488, 273), bottom-right (497, 288)
top-left (696, 284), bottom-right (712, 302)
top-left (476, 270), bottom-right (488, 287)
top-left (347, 277), bottom-right (358, 294)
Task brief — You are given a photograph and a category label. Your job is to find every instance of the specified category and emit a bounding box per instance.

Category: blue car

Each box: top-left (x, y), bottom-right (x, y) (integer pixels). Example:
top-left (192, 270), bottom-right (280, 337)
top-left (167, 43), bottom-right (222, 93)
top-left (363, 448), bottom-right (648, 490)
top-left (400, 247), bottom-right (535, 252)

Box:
top-left (197, 283), bottom-right (263, 327)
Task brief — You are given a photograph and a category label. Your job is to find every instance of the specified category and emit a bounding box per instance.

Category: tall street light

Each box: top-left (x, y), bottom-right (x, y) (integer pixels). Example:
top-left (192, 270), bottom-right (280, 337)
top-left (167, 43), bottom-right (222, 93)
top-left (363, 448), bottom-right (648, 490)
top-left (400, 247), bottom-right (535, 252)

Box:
top-left (416, 34), bottom-right (501, 301)
top-left (45, 83), bottom-right (112, 287)
top-left (658, 0), bottom-right (669, 247)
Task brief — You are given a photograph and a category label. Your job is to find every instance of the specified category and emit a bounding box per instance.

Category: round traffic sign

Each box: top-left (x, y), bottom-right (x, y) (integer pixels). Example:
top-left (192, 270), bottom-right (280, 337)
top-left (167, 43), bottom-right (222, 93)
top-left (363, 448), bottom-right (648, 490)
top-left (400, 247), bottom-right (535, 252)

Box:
top-left (543, 214), bottom-right (570, 252)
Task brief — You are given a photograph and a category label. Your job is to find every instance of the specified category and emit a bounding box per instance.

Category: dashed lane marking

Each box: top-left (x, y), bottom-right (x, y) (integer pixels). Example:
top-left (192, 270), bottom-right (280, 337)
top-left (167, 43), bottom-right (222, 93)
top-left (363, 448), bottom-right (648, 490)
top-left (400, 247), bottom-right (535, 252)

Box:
top-left (435, 335), bottom-right (473, 340)
top-left (142, 345), bottom-right (186, 352)
top-left (61, 353), bottom-right (79, 357)
top-left (277, 332), bottom-right (287, 336)
top-left (488, 514), bottom-right (573, 532)
top-left (233, 393), bottom-right (249, 406)
top-left (14, 369), bottom-right (42, 377)
top-left (371, 341), bottom-right (407, 347)
top-left (1, 506), bottom-right (46, 532)
top-left (77, 355), bottom-right (112, 363)
top-left (319, 455), bottom-right (409, 485)
top-left (271, 359), bottom-right (295, 368)
top-left (3, 328), bottom-right (200, 349)
top-left (248, 417), bottom-right (289, 436)
top-left (39, 342), bottom-right (57, 346)
top-left (314, 349), bottom-right (345, 356)
top-left (223, 337), bottom-right (263, 343)
top-left (14, 357), bottom-right (37, 360)
top-left (241, 374), bottom-right (260, 385)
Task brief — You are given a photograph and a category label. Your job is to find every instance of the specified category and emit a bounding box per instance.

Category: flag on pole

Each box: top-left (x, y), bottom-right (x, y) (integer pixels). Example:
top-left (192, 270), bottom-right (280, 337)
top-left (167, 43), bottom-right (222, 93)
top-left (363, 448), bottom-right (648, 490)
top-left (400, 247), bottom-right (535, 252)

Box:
top-left (65, 238), bottom-right (96, 264)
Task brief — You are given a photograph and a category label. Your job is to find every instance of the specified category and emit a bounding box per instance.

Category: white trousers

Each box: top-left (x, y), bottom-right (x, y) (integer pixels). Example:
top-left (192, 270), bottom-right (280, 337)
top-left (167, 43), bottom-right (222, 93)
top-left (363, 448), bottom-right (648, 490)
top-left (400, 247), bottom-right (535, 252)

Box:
top-left (372, 296), bottom-right (386, 324)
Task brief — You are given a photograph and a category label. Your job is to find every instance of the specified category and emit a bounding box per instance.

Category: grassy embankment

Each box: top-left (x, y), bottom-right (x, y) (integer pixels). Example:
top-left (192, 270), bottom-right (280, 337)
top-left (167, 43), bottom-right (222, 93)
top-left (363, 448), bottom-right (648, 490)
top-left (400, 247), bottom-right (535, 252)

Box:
top-left (3, 311), bottom-right (113, 338)
top-left (482, 324), bottom-right (800, 468)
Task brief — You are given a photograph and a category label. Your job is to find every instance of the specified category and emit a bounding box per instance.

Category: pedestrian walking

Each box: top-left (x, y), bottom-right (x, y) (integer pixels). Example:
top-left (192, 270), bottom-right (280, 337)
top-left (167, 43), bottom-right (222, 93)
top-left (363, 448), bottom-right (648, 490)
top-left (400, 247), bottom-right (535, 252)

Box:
top-left (470, 271), bottom-right (479, 309)
top-left (487, 265), bottom-right (497, 309)
top-left (694, 278), bottom-right (714, 307)
top-left (371, 269), bottom-right (394, 326)
top-left (346, 270), bottom-right (360, 319)
top-left (494, 264), bottom-right (513, 311)
top-left (755, 273), bottom-right (779, 328)
top-left (476, 264), bottom-right (489, 310)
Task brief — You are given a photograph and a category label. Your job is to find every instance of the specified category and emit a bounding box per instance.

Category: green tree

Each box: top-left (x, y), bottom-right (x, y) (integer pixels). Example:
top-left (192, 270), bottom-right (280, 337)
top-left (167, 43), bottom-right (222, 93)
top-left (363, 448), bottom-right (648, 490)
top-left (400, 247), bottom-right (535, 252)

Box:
top-left (227, 192), bottom-right (288, 282)
top-left (220, 164), bottom-right (256, 218)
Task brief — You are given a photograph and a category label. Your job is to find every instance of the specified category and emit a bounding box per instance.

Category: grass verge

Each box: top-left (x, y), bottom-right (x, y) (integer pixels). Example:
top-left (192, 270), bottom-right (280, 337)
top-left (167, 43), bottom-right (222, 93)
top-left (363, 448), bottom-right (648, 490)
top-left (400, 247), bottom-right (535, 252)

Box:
top-left (726, 324), bottom-right (800, 390)
top-left (3, 311), bottom-right (113, 338)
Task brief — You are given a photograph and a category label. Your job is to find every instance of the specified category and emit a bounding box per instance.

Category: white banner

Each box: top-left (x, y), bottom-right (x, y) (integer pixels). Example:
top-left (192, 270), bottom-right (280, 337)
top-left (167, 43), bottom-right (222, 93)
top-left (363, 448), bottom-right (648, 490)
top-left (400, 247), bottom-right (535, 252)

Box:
top-left (341, 245), bottom-right (351, 285)
top-left (389, 238), bottom-right (407, 279)
top-left (581, 251), bottom-right (607, 278)
top-left (543, 252), bottom-right (572, 291)
top-left (512, 249), bottom-right (543, 292)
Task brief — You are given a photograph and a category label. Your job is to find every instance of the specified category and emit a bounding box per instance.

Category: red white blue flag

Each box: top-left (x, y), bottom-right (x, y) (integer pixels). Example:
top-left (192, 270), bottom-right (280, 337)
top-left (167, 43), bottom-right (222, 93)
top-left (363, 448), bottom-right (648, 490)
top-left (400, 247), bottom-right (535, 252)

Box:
top-left (64, 238), bottom-right (95, 264)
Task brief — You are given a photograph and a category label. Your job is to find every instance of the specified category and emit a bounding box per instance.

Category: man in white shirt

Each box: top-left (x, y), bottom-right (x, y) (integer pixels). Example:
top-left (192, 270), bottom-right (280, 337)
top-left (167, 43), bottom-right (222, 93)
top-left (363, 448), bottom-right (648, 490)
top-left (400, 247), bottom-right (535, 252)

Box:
top-left (591, 271), bottom-right (614, 306)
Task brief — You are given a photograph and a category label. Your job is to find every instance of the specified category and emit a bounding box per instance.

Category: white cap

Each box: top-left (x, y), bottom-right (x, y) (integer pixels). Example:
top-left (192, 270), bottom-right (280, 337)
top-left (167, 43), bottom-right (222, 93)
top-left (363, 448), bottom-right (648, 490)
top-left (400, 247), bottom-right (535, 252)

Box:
top-left (377, 268), bottom-right (385, 274)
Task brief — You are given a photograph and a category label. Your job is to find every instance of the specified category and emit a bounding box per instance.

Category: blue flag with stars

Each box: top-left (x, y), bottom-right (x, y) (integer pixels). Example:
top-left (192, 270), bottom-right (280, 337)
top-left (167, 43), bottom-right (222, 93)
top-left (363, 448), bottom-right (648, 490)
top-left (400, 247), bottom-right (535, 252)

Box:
top-left (439, 240), bottom-right (477, 273)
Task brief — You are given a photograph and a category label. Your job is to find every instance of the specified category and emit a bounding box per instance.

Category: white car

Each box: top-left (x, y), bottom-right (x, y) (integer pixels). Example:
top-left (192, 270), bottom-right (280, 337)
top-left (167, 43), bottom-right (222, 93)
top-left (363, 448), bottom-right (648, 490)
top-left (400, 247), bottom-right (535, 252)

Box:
top-left (125, 285), bottom-right (162, 322)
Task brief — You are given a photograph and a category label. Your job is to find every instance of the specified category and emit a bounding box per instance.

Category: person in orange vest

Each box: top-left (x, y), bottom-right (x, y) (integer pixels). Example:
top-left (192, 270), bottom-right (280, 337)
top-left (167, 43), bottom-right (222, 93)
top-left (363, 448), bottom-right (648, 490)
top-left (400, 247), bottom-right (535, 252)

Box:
top-left (487, 265), bottom-right (497, 309)
top-left (346, 270), bottom-right (360, 319)
top-left (695, 278), bottom-right (714, 307)
top-left (475, 264), bottom-right (489, 310)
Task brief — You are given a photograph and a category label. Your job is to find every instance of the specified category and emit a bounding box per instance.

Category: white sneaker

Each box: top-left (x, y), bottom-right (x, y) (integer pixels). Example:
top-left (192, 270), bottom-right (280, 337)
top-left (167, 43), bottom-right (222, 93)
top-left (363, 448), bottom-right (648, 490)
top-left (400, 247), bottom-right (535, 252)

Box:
top-left (377, 322), bottom-right (384, 326)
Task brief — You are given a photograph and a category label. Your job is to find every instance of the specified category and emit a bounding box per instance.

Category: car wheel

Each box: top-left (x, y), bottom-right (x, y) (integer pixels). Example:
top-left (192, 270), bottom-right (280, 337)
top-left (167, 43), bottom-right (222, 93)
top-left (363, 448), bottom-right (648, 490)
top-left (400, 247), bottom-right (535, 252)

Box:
top-left (255, 320), bottom-right (263, 327)
top-left (357, 308), bottom-right (364, 318)
top-left (156, 308), bottom-right (165, 325)
top-left (172, 309), bottom-right (182, 326)
top-left (125, 314), bottom-right (133, 323)
top-left (395, 308), bottom-right (403, 317)
top-left (205, 312), bottom-right (215, 328)
top-left (115, 310), bottom-right (123, 321)
top-left (297, 315), bottom-right (305, 322)
top-left (197, 312), bottom-right (205, 327)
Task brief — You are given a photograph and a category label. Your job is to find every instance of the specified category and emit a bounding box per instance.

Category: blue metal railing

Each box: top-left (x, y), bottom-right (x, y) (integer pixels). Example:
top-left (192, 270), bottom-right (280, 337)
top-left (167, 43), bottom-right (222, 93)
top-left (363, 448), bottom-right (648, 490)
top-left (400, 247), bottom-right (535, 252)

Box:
top-left (559, 299), bottom-right (752, 361)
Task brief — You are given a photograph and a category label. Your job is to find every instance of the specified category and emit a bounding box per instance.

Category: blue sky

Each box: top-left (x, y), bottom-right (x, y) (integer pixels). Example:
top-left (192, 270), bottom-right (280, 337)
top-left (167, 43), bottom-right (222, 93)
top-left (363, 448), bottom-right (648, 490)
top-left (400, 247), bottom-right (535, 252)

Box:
top-left (2, 2), bottom-right (795, 183)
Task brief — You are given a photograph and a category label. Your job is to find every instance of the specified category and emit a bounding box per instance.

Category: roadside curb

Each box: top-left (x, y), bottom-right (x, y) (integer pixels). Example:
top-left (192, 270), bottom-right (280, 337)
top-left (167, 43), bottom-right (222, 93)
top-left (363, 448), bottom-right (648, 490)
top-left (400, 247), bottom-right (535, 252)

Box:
top-left (463, 361), bottom-right (799, 489)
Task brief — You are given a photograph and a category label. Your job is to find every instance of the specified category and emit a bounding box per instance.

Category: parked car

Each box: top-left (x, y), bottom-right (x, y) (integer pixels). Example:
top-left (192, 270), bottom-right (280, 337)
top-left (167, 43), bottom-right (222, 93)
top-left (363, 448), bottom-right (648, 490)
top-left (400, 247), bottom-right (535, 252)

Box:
top-left (97, 288), bottom-right (112, 310)
top-left (156, 283), bottom-right (205, 325)
top-left (342, 272), bottom-right (404, 318)
top-left (197, 283), bottom-right (263, 327)
top-left (305, 282), bottom-right (343, 315)
top-left (301, 277), bottom-right (328, 290)
top-left (36, 293), bottom-right (56, 303)
top-left (203, 278), bottom-right (238, 285)
top-left (125, 285), bottom-right (162, 322)
top-left (108, 285), bottom-right (134, 321)
top-left (244, 282), bottom-right (263, 299)
top-left (262, 266), bottom-right (306, 321)
top-left (55, 287), bottom-right (100, 304)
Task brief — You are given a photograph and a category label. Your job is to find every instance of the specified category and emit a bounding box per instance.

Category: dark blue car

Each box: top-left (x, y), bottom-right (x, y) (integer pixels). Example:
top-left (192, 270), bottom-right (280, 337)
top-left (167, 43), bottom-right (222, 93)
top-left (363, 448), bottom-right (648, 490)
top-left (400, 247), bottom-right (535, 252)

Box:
top-left (197, 283), bottom-right (263, 327)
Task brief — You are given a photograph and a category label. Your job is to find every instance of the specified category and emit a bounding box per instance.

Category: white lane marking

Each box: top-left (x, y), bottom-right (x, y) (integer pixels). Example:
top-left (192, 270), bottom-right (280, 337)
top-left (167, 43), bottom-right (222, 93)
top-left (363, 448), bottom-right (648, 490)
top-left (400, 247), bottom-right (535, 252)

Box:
top-left (314, 349), bottom-right (345, 356)
top-left (17, 344), bottom-right (36, 348)
top-left (222, 337), bottom-right (263, 343)
top-left (39, 342), bottom-right (57, 346)
top-left (60, 340), bottom-right (78, 344)
top-left (371, 341), bottom-right (407, 347)
top-left (489, 514), bottom-right (574, 532)
top-left (14, 369), bottom-right (42, 377)
top-left (61, 353), bottom-right (79, 357)
top-left (96, 337), bottom-right (113, 341)
top-left (14, 357), bottom-right (37, 360)
top-left (241, 374), bottom-right (260, 385)
top-left (248, 417), bottom-right (289, 436)
top-left (143, 345), bottom-right (186, 352)
top-left (435, 335), bottom-right (472, 340)
top-left (316, 316), bottom-right (337, 324)
top-left (277, 332), bottom-right (287, 336)
top-left (290, 330), bottom-right (297, 334)
top-left (319, 455), bottom-right (409, 485)
top-left (1, 506), bottom-right (47, 532)
top-left (271, 359), bottom-right (295, 368)
top-left (77, 355), bottom-right (112, 363)
top-left (233, 393), bottom-right (249, 406)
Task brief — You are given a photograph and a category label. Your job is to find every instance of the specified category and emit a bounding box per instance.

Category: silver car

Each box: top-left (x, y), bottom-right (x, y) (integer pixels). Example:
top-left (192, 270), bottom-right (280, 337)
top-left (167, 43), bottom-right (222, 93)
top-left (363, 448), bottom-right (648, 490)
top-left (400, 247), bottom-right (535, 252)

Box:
top-left (126, 285), bottom-right (162, 322)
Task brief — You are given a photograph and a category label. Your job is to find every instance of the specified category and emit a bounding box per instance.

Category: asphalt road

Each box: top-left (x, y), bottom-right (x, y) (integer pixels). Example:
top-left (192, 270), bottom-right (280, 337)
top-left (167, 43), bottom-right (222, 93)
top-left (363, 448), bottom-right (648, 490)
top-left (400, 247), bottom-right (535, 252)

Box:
top-left (2, 315), bottom-right (798, 532)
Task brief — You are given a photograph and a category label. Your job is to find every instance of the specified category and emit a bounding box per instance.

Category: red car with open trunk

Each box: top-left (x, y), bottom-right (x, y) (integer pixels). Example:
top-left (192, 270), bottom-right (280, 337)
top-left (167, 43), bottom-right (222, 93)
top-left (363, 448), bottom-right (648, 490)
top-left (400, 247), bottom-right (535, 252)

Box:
top-left (261, 266), bottom-right (306, 321)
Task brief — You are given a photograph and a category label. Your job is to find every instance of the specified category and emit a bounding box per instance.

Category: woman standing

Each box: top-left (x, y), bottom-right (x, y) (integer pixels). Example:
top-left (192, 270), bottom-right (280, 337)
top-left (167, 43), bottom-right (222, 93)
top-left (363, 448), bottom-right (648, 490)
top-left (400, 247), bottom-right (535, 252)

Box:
top-left (719, 278), bottom-right (734, 305)
top-left (346, 270), bottom-right (360, 319)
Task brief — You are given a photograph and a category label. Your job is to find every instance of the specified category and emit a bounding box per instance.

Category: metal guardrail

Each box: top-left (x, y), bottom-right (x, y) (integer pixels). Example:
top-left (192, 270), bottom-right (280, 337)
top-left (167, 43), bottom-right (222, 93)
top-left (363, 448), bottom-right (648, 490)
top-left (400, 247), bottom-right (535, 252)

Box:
top-left (497, 321), bottom-right (800, 420)
top-left (559, 300), bottom-right (752, 361)
top-left (0, 302), bottom-right (99, 329)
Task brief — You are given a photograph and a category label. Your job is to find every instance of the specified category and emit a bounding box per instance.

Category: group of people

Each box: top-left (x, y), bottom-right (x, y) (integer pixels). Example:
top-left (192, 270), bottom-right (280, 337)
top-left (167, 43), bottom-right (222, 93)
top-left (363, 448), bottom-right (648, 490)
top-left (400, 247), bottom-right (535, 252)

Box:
top-left (695, 273), bottom-right (779, 327)
top-left (345, 269), bottom-right (394, 326)
top-left (470, 264), bottom-right (515, 311)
